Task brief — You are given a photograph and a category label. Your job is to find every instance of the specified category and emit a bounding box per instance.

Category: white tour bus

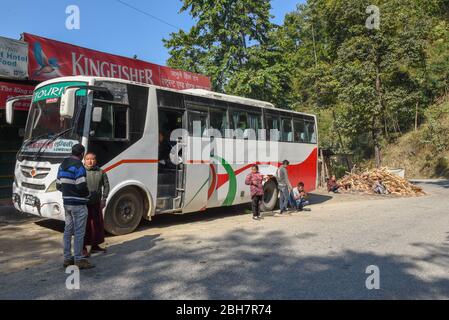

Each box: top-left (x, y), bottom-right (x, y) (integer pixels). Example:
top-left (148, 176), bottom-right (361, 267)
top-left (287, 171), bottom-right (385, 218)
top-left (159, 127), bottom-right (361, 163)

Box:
top-left (6, 76), bottom-right (318, 235)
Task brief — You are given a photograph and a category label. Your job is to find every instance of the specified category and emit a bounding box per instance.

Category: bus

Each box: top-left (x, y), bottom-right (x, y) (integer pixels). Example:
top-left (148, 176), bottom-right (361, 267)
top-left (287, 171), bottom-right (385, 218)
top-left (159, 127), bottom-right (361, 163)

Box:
top-left (5, 76), bottom-right (318, 235)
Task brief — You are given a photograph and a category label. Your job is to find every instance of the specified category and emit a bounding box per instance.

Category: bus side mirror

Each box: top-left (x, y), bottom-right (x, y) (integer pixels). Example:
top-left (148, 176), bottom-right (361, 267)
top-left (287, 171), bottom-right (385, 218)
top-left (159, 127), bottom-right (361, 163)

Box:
top-left (92, 107), bottom-right (103, 123)
top-left (6, 100), bottom-right (14, 124)
top-left (60, 88), bottom-right (78, 118)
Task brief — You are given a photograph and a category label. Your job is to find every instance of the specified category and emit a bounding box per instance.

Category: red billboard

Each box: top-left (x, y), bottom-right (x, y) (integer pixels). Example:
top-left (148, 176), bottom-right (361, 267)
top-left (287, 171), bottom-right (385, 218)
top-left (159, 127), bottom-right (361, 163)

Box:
top-left (0, 81), bottom-right (33, 110)
top-left (23, 33), bottom-right (211, 90)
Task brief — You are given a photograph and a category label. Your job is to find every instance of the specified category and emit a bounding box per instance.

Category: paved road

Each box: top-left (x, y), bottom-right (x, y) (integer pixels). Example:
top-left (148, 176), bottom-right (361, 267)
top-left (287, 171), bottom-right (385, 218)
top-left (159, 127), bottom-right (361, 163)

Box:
top-left (1, 180), bottom-right (449, 299)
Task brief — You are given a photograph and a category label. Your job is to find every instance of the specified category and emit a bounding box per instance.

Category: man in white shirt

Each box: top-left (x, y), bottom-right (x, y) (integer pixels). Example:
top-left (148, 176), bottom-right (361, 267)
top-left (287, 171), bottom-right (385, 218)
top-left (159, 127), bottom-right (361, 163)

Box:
top-left (291, 182), bottom-right (310, 211)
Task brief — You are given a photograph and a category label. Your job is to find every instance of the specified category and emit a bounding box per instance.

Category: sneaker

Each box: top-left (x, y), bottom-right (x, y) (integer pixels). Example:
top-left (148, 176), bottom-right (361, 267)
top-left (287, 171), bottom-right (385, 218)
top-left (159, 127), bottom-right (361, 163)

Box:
top-left (91, 246), bottom-right (107, 253)
top-left (63, 258), bottom-right (74, 268)
top-left (252, 216), bottom-right (260, 220)
top-left (75, 259), bottom-right (95, 270)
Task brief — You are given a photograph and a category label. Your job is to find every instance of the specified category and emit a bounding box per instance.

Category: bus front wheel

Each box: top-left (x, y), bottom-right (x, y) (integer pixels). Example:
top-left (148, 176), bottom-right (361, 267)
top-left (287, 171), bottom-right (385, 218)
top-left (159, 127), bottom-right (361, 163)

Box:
top-left (104, 188), bottom-right (144, 236)
top-left (260, 180), bottom-right (278, 212)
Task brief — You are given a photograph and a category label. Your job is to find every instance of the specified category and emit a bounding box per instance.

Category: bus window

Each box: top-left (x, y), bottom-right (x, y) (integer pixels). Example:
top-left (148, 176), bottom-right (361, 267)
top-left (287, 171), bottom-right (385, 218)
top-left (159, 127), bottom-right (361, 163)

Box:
top-left (247, 113), bottom-right (262, 140)
top-left (114, 107), bottom-right (127, 139)
top-left (210, 109), bottom-right (228, 138)
top-left (188, 110), bottom-right (208, 137)
top-left (281, 118), bottom-right (293, 142)
top-left (304, 119), bottom-right (317, 143)
top-left (293, 119), bottom-right (306, 143)
top-left (231, 110), bottom-right (248, 139)
top-left (92, 105), bottom-right (113, 138)
top-left (91, 104), bottom-right (128, 140)
top-left (265, 115), bottom-right (280, 141)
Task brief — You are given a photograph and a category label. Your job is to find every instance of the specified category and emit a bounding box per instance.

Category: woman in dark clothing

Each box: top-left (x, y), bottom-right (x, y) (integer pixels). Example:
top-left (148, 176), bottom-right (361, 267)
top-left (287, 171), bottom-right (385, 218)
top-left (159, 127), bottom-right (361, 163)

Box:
top-left (83, 152), bottom-right (110, 257)
top-left (327, 175), bottom-right (341, 193)
top-left (245, 165), bottom-right (264, 220)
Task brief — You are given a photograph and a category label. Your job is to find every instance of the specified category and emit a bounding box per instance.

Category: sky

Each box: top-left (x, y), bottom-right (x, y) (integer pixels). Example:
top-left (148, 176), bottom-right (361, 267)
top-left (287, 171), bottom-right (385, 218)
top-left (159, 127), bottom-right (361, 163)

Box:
top-left (0, 0), bottom-right (304, 66)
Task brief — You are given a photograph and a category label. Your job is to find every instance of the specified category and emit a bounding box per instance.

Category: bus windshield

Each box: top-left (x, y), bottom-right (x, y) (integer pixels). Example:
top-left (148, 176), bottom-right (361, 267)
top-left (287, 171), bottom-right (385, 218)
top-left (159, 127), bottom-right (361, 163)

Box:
top-left (19, 81), bottom-right (88, 160)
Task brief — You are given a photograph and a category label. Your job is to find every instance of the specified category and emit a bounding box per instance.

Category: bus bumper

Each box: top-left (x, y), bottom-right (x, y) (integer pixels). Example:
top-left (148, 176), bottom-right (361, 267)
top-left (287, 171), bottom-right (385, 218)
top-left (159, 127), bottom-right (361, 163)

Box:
top-left (12, 186), bottom-right (65, 221)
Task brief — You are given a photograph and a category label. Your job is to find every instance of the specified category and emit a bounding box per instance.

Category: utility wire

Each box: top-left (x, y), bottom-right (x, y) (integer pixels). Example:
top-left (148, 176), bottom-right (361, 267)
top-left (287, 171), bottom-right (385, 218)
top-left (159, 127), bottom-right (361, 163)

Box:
top-left (116, 0), bottom-right (181, 31)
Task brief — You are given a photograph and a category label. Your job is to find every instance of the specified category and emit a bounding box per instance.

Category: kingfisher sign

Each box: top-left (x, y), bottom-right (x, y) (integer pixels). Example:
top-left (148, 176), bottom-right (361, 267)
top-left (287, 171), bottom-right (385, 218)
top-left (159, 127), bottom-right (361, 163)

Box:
top-left (23, 33), bottom-right (211, 90)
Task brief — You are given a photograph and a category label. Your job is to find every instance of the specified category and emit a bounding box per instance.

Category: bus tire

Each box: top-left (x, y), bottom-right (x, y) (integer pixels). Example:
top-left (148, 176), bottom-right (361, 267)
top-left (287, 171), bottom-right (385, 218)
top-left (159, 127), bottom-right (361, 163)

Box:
top-left (104, 187), bottom-right (144, 236)
top-left (260, 180), bottom-right (278, 212)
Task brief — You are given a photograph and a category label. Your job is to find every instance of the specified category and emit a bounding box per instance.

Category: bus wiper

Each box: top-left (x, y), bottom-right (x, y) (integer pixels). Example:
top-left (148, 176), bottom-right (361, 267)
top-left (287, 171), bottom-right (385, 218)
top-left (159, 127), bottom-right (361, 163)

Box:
top-left (33, 127), bottom-right (75, 161)
top-left (17, 133), bottom-right (52, 158)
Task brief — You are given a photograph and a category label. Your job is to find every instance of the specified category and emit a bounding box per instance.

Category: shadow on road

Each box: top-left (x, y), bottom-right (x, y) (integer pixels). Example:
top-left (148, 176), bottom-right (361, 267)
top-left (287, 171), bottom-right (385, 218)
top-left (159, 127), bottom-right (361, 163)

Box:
top-left (2, 227), bottom-right (449, 299)
top-left (412, 180), bottom-right (449, 189)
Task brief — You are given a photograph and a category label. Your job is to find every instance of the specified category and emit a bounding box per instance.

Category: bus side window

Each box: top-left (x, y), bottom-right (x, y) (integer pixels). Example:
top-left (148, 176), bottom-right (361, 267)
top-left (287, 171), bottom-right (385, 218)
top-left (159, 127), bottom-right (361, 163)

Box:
top-left (293, 119), bottom-right (306, 143)
top-left (188, 111), bottom-right (208, 137)
top-left (304, 119), bottom-right (317, 143)
top-left (231, 110), bottom-right (248, 139)
top-left (92, 105), bottom-right (113, 138)
top-left (91, 104), bottom-right (128, 140)
top-left (114, 107), bottom-right (128, 139)
top-left (247, 113), bottom-right (262, 140)
top-left (281, 118), bottom-right (293, 142)
top-left (265, 115), bottom-right (280, 141)
top-left (210, 109), bottom-right (228, 138)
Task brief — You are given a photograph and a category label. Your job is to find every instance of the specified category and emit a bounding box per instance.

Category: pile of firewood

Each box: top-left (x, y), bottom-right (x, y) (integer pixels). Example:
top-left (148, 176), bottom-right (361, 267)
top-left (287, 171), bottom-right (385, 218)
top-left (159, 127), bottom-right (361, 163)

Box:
top-left (338, 168), bottom-right (426, 196)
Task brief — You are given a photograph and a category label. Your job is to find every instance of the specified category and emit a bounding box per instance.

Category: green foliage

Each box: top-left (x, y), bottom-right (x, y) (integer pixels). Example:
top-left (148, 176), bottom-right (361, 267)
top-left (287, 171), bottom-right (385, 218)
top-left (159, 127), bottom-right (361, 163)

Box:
top-left (165, 0), bottom-right (449, 168)
top-left (164, 0), bottom-right (274, 93)
top-left (420, 100), bottom-right (449, 153)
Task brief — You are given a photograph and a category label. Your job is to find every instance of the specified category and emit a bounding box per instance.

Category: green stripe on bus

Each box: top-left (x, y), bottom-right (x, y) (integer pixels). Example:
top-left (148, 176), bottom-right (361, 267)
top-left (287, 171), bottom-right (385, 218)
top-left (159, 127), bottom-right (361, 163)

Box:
top-left (213, 156), bottom-right (237, 206)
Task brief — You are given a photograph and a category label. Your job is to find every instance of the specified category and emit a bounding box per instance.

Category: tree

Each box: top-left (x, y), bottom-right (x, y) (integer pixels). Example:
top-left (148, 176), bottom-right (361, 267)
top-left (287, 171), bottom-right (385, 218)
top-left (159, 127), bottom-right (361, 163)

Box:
top-left (164, 0), bottom-right (274, 93)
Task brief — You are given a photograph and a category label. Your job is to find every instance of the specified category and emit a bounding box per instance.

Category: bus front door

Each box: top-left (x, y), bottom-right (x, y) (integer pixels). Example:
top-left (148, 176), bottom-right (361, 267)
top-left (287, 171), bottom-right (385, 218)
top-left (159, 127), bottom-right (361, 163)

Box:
top-left (182, 109), bottom-right (209, 213)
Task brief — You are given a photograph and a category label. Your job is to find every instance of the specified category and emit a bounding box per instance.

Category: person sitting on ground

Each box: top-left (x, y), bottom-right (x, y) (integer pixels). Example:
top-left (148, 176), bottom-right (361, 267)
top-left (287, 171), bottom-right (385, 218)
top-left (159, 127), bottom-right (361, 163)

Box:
top-left (373, 177), bottom-right (388, 195)
top-left (82, 152), bottom-right (110, 258)
top-left (327, 175), bottom-right (341, 193)
top-left (291, 182), bottom-right (310, 211)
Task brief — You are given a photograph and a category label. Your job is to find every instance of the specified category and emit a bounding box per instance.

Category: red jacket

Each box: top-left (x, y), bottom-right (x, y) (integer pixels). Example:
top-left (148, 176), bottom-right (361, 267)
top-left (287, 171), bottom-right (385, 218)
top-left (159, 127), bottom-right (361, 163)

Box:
top-left (245, 172), bottom-right (264, 197)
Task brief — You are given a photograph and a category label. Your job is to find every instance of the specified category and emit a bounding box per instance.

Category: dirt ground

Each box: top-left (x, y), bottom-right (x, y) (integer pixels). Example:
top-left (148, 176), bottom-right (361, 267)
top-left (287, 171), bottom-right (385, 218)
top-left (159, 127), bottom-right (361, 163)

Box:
top-left (0, 188), bottom-right (411, 275)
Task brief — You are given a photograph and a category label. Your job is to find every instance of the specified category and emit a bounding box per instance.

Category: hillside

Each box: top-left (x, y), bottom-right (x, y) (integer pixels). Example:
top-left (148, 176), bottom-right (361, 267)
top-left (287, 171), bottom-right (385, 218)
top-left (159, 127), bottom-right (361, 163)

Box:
top-left (382, 99), bottom-right (449, 179)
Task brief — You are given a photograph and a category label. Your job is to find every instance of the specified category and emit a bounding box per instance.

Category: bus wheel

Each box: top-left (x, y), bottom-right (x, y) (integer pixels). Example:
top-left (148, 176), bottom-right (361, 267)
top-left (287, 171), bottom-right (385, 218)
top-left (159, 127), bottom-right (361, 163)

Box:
top-left (104, 188), bottom-right (144, 236)
top-left (260, 180), bottom-right (278, 212)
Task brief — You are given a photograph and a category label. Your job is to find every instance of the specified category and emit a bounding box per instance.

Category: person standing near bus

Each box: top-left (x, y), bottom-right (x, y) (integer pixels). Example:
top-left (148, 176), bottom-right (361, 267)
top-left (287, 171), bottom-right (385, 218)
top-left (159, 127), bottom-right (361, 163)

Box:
top-left (276, 160), bottom-right (292, 215)
top-left (245, 165), bottom-right (264, 220)
top-left (82, 152), bottom-right (110, 257)
top-left (56, 144), bottom-right (94, 269)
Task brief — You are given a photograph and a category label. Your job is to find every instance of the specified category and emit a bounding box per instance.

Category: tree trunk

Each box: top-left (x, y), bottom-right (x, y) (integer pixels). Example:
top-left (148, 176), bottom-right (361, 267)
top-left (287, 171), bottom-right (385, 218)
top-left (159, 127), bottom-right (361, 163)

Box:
top-left (415, 101), bottom-right (419, 132)
top-left (332, 110), bottom-right (351, 171)
top-left (320, 148), bottom-right (328, 188)
top-left (374, 63), bottom-right (384, 168)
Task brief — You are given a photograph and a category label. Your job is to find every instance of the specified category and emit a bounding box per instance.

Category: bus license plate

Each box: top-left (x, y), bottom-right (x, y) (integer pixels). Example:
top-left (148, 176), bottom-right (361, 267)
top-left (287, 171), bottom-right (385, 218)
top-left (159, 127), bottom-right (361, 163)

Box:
top-left (24, 194), bottom-right (35, 206)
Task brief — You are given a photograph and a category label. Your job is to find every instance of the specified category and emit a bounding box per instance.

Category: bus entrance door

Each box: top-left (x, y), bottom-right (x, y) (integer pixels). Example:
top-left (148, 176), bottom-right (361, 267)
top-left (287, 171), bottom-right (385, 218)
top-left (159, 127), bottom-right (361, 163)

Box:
top-left (182, 109), bottom-right (209, 213)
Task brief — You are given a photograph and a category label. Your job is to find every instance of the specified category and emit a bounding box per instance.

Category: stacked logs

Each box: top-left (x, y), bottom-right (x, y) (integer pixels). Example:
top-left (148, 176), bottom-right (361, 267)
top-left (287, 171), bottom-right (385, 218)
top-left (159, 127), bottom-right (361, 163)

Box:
top-left (338, 168), bottom-right (426, 196)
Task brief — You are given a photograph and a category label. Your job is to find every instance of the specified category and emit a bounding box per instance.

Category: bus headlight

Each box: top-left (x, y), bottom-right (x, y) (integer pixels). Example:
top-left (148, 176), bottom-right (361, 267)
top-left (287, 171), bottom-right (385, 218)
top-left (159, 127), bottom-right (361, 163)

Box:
top-left (46, 180), bottom-right (58, 193)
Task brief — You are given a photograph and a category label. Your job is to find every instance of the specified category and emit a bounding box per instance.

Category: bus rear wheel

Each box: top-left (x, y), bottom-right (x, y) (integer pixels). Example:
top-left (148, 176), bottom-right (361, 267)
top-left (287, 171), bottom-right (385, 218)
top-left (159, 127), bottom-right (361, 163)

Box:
top-left (104, 188), bottom-right (144, 236)
top-left (260, 180), bottom-right (278, 212)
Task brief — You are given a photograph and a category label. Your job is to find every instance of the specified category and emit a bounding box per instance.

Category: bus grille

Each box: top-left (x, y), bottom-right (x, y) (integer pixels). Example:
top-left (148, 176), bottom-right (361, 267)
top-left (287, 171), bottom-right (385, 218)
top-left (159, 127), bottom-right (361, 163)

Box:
top-left (20, 166), bottom-right (51, 179)
top-left (22, 182), bottom-right (46, 191)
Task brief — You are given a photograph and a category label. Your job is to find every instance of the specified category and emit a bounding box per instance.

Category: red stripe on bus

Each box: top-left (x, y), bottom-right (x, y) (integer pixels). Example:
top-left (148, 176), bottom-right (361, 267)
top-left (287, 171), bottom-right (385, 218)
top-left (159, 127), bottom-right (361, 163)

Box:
top-left (103, 159), bottom-right (158, 173)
